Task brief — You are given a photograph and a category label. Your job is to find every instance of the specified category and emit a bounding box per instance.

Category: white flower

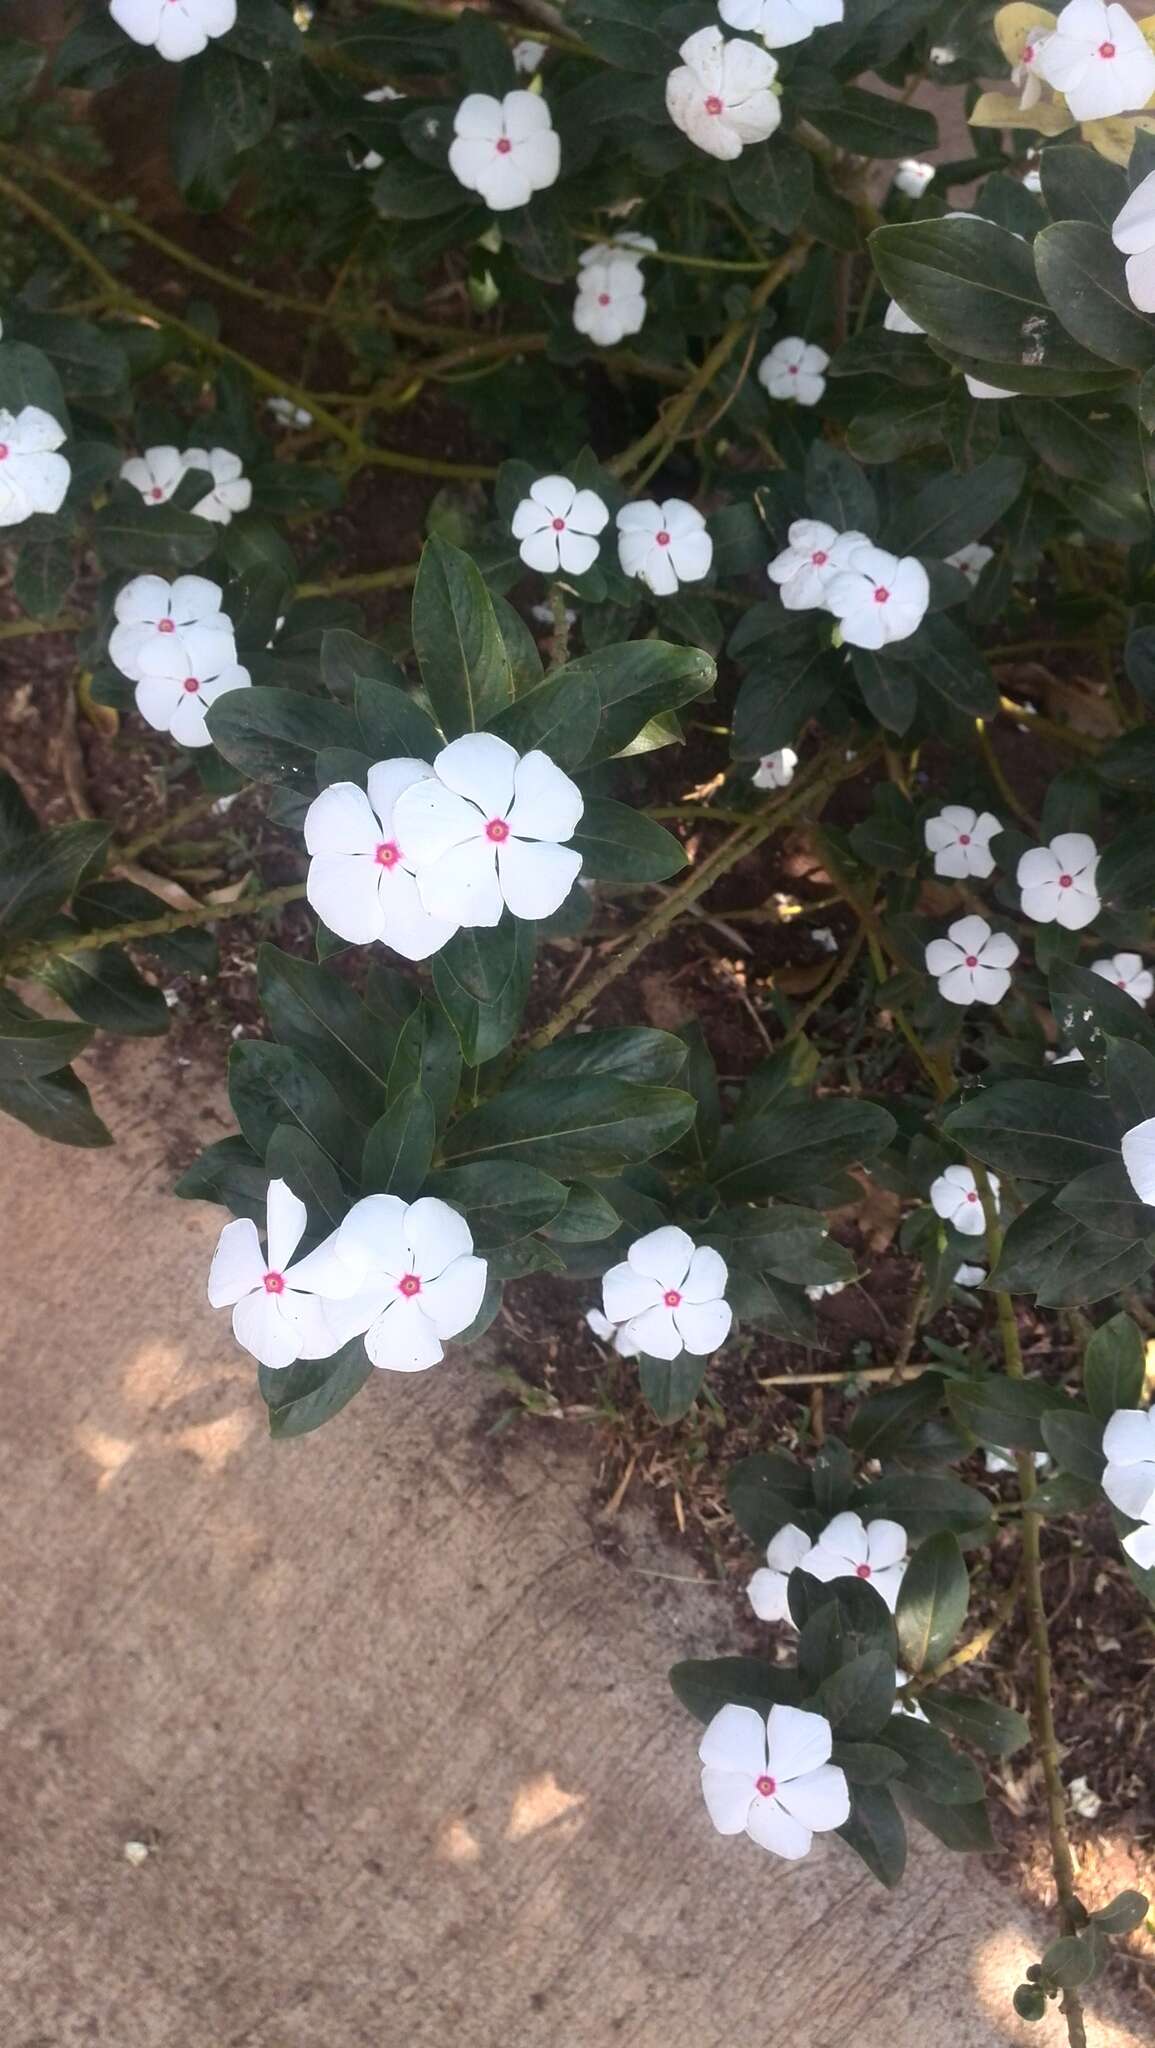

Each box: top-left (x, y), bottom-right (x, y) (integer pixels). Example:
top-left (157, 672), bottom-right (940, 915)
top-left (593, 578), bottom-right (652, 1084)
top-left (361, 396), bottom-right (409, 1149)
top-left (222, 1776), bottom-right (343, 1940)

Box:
top-left (930, 43), bottom-right (958, 65)
top-left (1017, 832), bottom-right (1100, 931)
top-left (767, 520), bottom-right (868, 609)
top-left (665, 27), bottom-right (780, 161)
top-left (616, 498), bottom-right (712, 595)
top-left (1121, 1110), bottom-right (1155, 1206)
top-left (304, 764), bottom-right (460, 959)
top-left (182, 446), bottom-right (252, 525)
top-left (448, 90), bottom-right (560, 211)
top-left (1101, 1407), bottom-right (1155, 1565)
top-left (824, 544), bottom-right (930, 649)
top-left (805, 1278), bottom-right (847, 1300)
top-left (1036, 0), bottom-right (1155, 121)
top-left (1093, 952), bottom-right (1154, 1004)
top-left (207, 1177), bottom-right (359, 1371)
top-left (108, 573), bottom-right (235, 684)
top-left (966, 374), bottom-right (1016, 400)
top-left (119, 445), bottom-right (186, 506)
top-left (985, 1447), bottom-right (1049, 1476)
top-left (884, 297), bottom-right (925, 336)
top-left (1112, 169), bottom-right (1155, 312)
top-left (599, 1225), bottom-right (732, 1361)
top-left (315, 1194), bottom-right (488, 1372)
top-left (924, 805), bottom-right (1002, 880)
top-left (132, 638), bottom-right (251, 750)
top-left (954, 1262), bottom-right (986, 1287)
top-left (931, 1163), bottom-right (998, 1239)
top-left (758, 336), bottom-right (829, 405)
top-left (1069, 1775), bottom-right (1104, 1819)
top-left (512, 37), bottom-right (547, 73)
top-left (511, 474), bottom-right (609, 575)
top-left (699, 1702), bottom-right (849, 1860)
top-left (801, 1510), bottom-right (910, 1611)
top-left (574, 260), bottom-right (646, 346)
top-left (894, 158), bottom-right (935, 198)
top-left (1013, 25), bottom-right (1052, 107)
top-left (718, 0), bottom-right (844, 46)
top-left (752, 748), bottom-right (797, 790)
top-left (0, 405), bottom-right (69, 527)
top-left (392, 732), bottom-right (583, 927)
top-left (586, 1306), bottom-right (640, 1359)
top-left (812, 926), bottom-right (838, 953)
top-left (109, 0), bottom-right (236, 62)
top-left (946, 541), bottom-right (994, 586)
top-left (747, 1523), bottom-right (813, 1623)
top-left (1022, 167), bottom-right (1043, 193)
top-left (266, 396), bottom-right (314, 428)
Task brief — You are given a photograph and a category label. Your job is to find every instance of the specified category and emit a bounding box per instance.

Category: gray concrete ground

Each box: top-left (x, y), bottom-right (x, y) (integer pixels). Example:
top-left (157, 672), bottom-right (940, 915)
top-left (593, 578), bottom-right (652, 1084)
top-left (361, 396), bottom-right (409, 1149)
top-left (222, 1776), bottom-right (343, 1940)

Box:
top-left (0, 1046), bottom-right (1146, 2047)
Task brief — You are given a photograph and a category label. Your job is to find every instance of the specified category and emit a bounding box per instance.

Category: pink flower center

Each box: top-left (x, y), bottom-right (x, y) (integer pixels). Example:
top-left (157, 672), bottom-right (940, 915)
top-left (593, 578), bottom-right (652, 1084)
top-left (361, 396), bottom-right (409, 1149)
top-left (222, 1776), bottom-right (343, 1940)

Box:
top-left (486, 817), bottom-right (510, 843)
top-left (150, 486), bottom-right (164, 500)
top-left (375, 840), bottom-right (401, 868)
top-left (873, 586), bottom-right (890, 604)
top-left (704, 95), bottom-right (724, 115)
top-left (398, 1273), bottom-right (422, 1298)
top-left (656, 531), bottom-right (671, 547)
top-left (663, 1288), bottom-right (682, 1308)
top-left (964, 954), bottom-right (978, 968)
top-left (812, 550), bottom-right (827, 566)
top-left (182, 676), bottom-right (200, 693)
top-left (496, 137), bottom-right (512, 154)
top-left (1058, 874), bottom-right (1073, 889)
top-left (263, 1271), bottom-right (285, 1295)
top-left (598, 293), bottom-right (611, 306)
top-left (158, 618), bottom-right (176, 634)
top-left (0, 444), bottom-right (9, 461)
top-left (755, 1774), bottom-right (777, 1798)
top-left (1023, 42), bottom-right (1035, 60)
top-left (1099, 41), bottom-right (1116, 58)
top-left (855, 1562), bottom-right (873, 1579)
top-left (958, 832), bottom-right (971, 845)
top-left (966, 1190), bottom-right (979, 1204)
top-left (1118, 979), bottom-right (1128, 988)
top-left (552, 516), bottom-right (566, 531)
top-left (788, 364), bottom-right (799, 375)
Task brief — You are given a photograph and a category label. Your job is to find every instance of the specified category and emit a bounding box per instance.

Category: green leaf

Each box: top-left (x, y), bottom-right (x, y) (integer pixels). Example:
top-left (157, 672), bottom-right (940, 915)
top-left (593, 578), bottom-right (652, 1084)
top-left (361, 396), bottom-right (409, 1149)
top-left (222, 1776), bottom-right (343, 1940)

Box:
top-left (257, 944), bottom-right (388, 1123)
top-left (0, 769), bottom-right (37, 855)
top-left (1039, 145), bottom-right (1127, 230)
top-left (441, 1077), bottom-right (696, 1176)
top-left (668, 1656), bottom-right (801, 1723)
top-left (361, 1083), bottom-right (435, 1199)
top-left (411, 535), bottom-right (514, 737)
top-left (372, 157), bottom-right (465, 219)
top-left (0, 340), bottom-right (68, 422)
top-left (886, 453), bottom-right (1025, 559)
top-left (709, 1098), bottom-right (896, 1202)
top-left (542, 1181), bottom-right (620, 1242)
top-left (570, 799), bottom-right (686, 884)
top-left (207, 687), bottom-right (360, 785)
top-left (0, 821), bottom-right (109, 938)
top-left (728, 137), bottom-right (813, 232)
top-left (920, 1690), bottom-right (1030, 1758)
top-left (1090, 1890), bottom-right (1151, 1936)
top-left (423, 1161), bottom-right (568, 1248)
top-left (432, 920), bottom-right (536, 1064)
top-left (1049, 962), bottom-right (1155, 1061)
top-left (93, 496), bottom-right (218, 574)
top-left (946, 1376), bottom-right (1068, 1453)
top-left (1040, 1406), bottom-right (1105, 1484)
top-left (1034, 221), bottom-right (1155, 372)
top-left (732, 640), bottom-right (838, 756)
top-left (870, 216), bottom-right (1110, 377)
top-left (890, 613), bottom-right (997, 718)
top-left (882, 1718), bottom-right (984, 1805)
top-left (73, 877), bottom-right (217, 978)
top-left (1041, 1934), bottom-right (1100, 1991)
top-left (41, 943), bottom-right (169, 1038)
top-left (851, 647), bottom-right (917, 734)
top-left (848, 1374), bottom-right (946, 1458)
top-left (262, 1339), bottom-right (373, 1440)
top-left (355, 672), bottom-right (442, 760)
top-left (895, 1532), bottom-right (969, 1674)
top-left (830, 1741), bottom-right (907, 1787)
top-left (171, 47), bottom-right (275, 210)
top-left (0, 1067), bottom-right (112, 1148)
top-left (1107, 1036), bottom-right (1155, 1130)
top-left (837, 1784), bottom-right (907, 1889)
top-left (854, 1473), bottom-right (993, 1543)
top-left (899, 1788), bottom-right (995, 1851)
top-left (174, 1133), bottom-right (268, 1220)
top-left (806, 85), bottom-right (936, 158)
top-left (1084, 1313), bottom-right (1146, 1422)
top-left (1016, 396), bottom-right (1142, 489)
top-left (381, 992), bottom-right (461, 1128)
top-left (0, 989), bottom-right (92, 1081)
top-left (228, 1041), bottom-right (360, 1176)
top-left (518, 1027), bottom-right (688, 1088)
top-left (726, 1451), bottom-right (814, 1546)
top-left (639, 1351), bottom-right (707, 1422)
top-left (554, 642), bottom-right (716, 763)
top-left (813, 1647), bottom-right (896, 1739)
top-left (805, 441), bottom-right (877, 532)
top-left (14, 538), bottom-right (74, 620)
top-left (943, 1081), bottom-right (1118, 1181)
top-left (265, 1125), bottom-right (344, 1232)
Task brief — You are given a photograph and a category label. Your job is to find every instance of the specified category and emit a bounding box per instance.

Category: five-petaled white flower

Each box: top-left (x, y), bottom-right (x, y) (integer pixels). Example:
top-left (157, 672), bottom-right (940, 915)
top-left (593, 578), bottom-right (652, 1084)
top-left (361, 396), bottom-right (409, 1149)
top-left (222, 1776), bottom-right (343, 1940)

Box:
top-left (303, 763), bottom-right (459, 959)
top-left (1094, 952), bottom-right (1154, 1004)
top-left (1017, 832), bottom-right (1100, 931)
top-left (1101, 1408), bottom-right (1155, 1566)
top-left (1037, 0), bottom-right (1155, 121)
top-left (110, 0), bottom-right (236, 62)
top-left (768, 520), bottom-right (868, 609)
top-left (392, 732), bottom-right (584, 927)
top-left (573, 259), bottom-right (647, 347)
top-left (747, 1522), bottom-right (812, 1623)
top-left (448, 90), bottom-right (560, 211)
top-left (132, 637), bottom-right (251, 750)
top-left (1121, 1116), bottom-right (1155, 1206)
top-left (893, 158), bottom-right (935, 198)
top-left (946, 541), bottom-right (994, 586)
top-left (665, 27), bottom-right (781, 160)
top-left (801, 1510), bottom-right (910, 1611)
top-left (824, 544), bottom-right (930, 649)
top-left (108, 573), bottom-right (235, 684)
top-left (207, 1177), bottom-right (357, 1371)
top-left (599, 1225), bottom-right (732, 1361)
top-left (926, 917), bottom-right (1018, 1007)
top-left (0, 405), bottom-right (70, 528)
top-left (119, 445), bottom-right (186, 506)
top-left (931, 1163), bottom-right (998, 1239)
top-left (758, 337), bottom-right (829, 406)
top-left (616, 499), bottom-right (712, 595)
top-left (1112, 169), bottom-right (1155, 312)
top-left (719, 0), bottom-right (844, 47)
top-left (752, 748), bottom-right (797, 790)
top-left (699, 1702), bottom-right (849, 1860)
top-left (924, 805), bottom-right (1001, 880)
top-left (182, 445), bottom-right (252, 524)
top-left (312, 1194), bottom-right (488, 1372)
top-left (511, 474), bottom-right (609, 576)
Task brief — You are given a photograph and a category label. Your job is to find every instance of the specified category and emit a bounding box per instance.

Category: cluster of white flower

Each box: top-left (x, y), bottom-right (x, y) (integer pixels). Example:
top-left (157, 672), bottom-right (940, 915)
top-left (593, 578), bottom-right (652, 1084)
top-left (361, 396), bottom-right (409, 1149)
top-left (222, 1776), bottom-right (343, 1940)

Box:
top-left (573, 235), bottom-right (655, 348)
top-left (208, 1179), bottom-right (486, 1373)
top-left (511, 476), bottom-right (713, 595)
top-left (758, 337), bottom-right (830, 407)
top-left (107, 573), bottom-right (250, 748)
top-left (109, 0), bottom-right (236, 63)
top-left (0, 404), bottom-right (70, 529)
top-left (768, 520), bottom-right (930, 649)
top-left (747, 1511), bottom-right (911, 1622)
top-left (1101, 1407), bottom-right (1155, 1569)
top-left (304, 734), bottom-right (584, 953)
top-left (448, 91), bottom-right (560, 211)
top-left (1033, 0), bottom-right (1155, 122)
top-left (587, 1226), bottom-right (732, 1362)
top-left (119, 445), bottom-right (251, 525)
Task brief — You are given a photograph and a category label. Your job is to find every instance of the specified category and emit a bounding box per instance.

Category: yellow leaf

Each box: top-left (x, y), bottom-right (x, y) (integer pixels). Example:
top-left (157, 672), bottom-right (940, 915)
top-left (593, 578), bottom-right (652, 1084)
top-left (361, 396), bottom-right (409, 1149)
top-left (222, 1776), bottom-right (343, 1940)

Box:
top-left (1083, 112), bottom-right (1155, 164)
top-left (969, 89), bottom-right (1073, 137)
top-left (992, 2), bottom-right (1055, 65)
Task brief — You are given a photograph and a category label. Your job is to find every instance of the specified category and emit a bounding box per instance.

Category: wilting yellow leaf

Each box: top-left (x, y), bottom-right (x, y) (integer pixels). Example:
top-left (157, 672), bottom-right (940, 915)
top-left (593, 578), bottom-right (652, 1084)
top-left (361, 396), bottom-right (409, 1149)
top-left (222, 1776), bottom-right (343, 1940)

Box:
top-left (1083, 112), bottom-right (1155, 164)
top-left (992, 2), bottom-right (1055, 65)
top-left (969, 90), bottom-right (1072, 136)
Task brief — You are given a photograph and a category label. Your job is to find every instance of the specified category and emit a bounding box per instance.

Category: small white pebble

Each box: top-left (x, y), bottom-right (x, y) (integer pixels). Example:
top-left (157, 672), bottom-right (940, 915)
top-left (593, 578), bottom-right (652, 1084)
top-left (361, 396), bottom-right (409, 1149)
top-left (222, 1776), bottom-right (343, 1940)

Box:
top-left (123, 1840), bottom-right (150, 1866)
top-left (1068, 1777), bottom-right (1102, 1820)
top-left (811, 927), bottom-right (838, 954)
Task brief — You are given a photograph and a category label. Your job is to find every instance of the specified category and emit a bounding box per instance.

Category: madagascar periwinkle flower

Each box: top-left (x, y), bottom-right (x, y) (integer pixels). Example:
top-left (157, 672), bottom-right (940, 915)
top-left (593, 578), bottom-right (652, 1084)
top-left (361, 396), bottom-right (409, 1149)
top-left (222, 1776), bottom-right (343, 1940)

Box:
top-left (1017, 832), bottom-right (1101, 930)
top-left (303, 763), bottom-right (459, 959)
top-left (665, 27), bottom-right (781, 160)
top-left (768, 521), bottom-right (868, 608)
top-left (0, 406), bottom-right (70, 527)
top-left (110, 0), bottom-right (236, 62)
top-left (1101, 1408), bottom-right (1155, 1566)
top-left (923, 805), bottom-right (1002, 880)
top-left (699, 1704), bottom-right (849, 1860)
top-left (131, 638), bottom-right (251, 750)
top-left (391, 733), bottom-right (585, 928)
top-left (511, 476), bottom-right (610, 576)
top-left (573, 260), bottom-right (647, 347)
top-left (719, 0), bottom-right (844, 46)
top-left (207, 1178), bottom-right (360, 1371)
top-left (616, 499), bottom-right (712, 595)
top-left (310, 1194), bottom-right (488, 1372)
top-left (108, 574), bottom-right (236, 685)
top-left (931, 1165), bottom-right (999, 1239)
top-left (448, 91), bottom-right (560, 211)
top-left (1036, 0), bottom-right (1155, 120)
top-left (824, 546), bottom-right (930, 650)
top-left (1092, 952), bottom-right (1154, 1004)
top-left (1112, 168), bottom-right (1155, 311)
top-left (893, 158), bottom-right (935, 197)
top-left (925, 916), bottom-right (1018, 1007)
top-left (752, 748), bottom-right (797, 790)
top-left (801, 1510), bottom-right (910, 1611)
top-left (598, 1225), bottom-right (732, 1361)
top-left (747, 1523), bottom-right (812, 1623)
top-left (758, 337), bottom-right (829, 405)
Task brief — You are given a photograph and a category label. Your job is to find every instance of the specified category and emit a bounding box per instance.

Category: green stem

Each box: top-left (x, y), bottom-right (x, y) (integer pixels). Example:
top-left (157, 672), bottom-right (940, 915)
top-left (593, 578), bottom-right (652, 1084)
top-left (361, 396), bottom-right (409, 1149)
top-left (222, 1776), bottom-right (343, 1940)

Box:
top-left (547, 581), bottom-right (571, 671)
top-left (10, 882), bottom-right (306, 969)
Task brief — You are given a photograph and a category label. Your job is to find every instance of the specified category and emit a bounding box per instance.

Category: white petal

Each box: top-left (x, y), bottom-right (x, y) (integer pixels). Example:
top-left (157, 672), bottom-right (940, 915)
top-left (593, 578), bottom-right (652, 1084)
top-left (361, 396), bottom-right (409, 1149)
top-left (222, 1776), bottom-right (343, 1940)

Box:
top-left (765, 1522), bottom-right (813, 1574)
top-left (747, 1567), bottom-right (792, 1623)
top-left (379, 864), bottom-right (458, 962)
top-left (505, 749), bottom-right (583, 842)
top-left (404, 1195), bottom-right (473, 1279)
top-left (1101, 1408), bottom-right (1155, 1466)
top-left (567, 488), bottom-right (610, 537)
top-left (1103, 1462), bottom-right (1155, 1520)
top-left (306, 854), bottom-right (386, 946)
top-left (699, 1701), bottom-right (766, 1774)
top-left (265, 1176), bottom-right (308, 1273)
top-left (392, 779), bottom-right (481, 869)
top-left (529, 474), bottom-right (577, 520)
top-left (557, 529), bottom-right (601, 575)
top-left (864, 1519), bottom-right (908, 1570)
top-left (436, 731), bottom-right (518, 817)
top-left (682, 1244), bottom-right (728, 1303)
top-left (364, 1295), bottom-right (445, 1371)
top-left (519, 526), bottom-right (563, 574)
top-left (744, 1798), bottom-right (813, 1859)
top-left (766, 1702), bottom-right (833, 1781)
top-left (420, 1254), bottom-right (488, 1338)
top-left (602, 1261), bottom-right (664, 1323)
top-left (774, 1762), bottom-right (850, 1832)
top-left (812, 1510), bottom-right (868, 1568)
top-left (232, 1290), bottom-right (300, 1370)
top-left (624, 1302), bottom-right (683, 1359)
top-left (304, 781), bottom-right (382, 858)
top-left (673, 1297), bottom-right (732, 1355)
top-left (498, 837), bottom-right (582, 920)
top-left (418, 838), bottom-right (504, 927)
top-left (207, 1217), bottom-right (266, 1307)
top-left (627, 1226), bottom-right (693, 1288)
top-left (335, 1192), bottom-right (410, 1280)
top-left (1122, 1521), bottom-right (1155, 1569)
